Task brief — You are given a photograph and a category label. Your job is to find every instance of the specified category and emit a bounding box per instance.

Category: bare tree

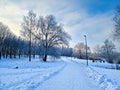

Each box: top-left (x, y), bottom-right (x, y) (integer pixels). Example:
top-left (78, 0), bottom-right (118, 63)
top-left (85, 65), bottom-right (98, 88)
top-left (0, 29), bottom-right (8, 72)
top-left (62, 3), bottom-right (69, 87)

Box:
top-left (36, 15), bottom-right (71, 62)
top-left (74, 43), bottom-right (85, 58)
top-left (0, 22), bottom-right (11, 59)
top-left (113, 5), bottom-right (120, 41)
top-left (101, 39), bottom-right (116, 63)
top-left (73, 42), bottom-right (90, 59)
top-left (21, 11), bottom-right (71, 62)
top-left (93, 44), bottom-right (102, 58)
top-left (21, 11), bottom-right (37, 62)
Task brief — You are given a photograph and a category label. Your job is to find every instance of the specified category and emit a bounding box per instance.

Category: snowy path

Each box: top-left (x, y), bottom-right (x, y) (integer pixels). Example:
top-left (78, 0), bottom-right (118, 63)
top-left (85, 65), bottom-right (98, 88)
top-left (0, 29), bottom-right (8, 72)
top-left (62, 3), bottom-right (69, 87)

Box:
top-left (1, 58), bottom-right (120, 90)
top-left (37, 61), bottom-right (101, 90)
top-left (0, 61), bottom-right (66, 90)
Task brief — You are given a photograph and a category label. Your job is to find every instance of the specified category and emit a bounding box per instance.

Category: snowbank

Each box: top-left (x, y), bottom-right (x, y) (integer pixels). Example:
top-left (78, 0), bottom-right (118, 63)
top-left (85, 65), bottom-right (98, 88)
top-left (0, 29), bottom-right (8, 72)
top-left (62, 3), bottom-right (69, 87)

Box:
top-left (87, 67), bottom-right (119, 90)
top-left (71, 57), bottom-right (120, 90)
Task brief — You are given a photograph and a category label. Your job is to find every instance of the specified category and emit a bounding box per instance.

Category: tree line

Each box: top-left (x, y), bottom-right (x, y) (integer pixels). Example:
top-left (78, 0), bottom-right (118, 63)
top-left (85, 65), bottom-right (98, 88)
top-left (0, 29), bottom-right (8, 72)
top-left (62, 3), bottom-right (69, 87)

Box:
top-left (73, 5), bottom-right (120, 69)
top-left (0, 11), bottom-right (72, 62)
top-left (0, 4), bottom-right (120, 64)
top-left (91, 5), bottom-right (120, 69)
top-left (0, 22), bottom-right (37, 59)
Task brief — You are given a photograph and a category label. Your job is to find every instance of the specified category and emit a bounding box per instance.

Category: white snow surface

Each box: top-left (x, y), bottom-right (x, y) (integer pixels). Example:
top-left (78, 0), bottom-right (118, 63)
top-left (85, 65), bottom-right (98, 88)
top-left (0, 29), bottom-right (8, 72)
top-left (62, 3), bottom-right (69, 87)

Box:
top-left (0, 57), bottom-right (120, 90)
top-left (73, 58), bottom-right (120, 90)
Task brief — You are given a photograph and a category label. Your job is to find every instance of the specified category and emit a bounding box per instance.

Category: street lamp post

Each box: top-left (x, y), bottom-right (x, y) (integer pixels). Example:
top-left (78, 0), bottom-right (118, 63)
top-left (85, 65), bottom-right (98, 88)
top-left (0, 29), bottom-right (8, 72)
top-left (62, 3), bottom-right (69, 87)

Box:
top-left (84, 35), bottom-right (88, 66)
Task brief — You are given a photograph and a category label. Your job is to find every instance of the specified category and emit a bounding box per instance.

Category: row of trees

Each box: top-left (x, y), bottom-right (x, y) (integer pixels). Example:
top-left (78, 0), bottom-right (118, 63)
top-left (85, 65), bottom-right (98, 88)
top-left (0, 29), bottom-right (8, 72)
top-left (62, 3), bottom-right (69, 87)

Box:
top-left (0, 10), bottom-right (72, 62)
top-left (105, 5), bottom-right (120, 64)
top-left (0, 22), bottom-right (20, 59)
top-left (0, 21), bottom-right (72, 61)
top-left (0, 22), bottom-right (43, 59)
top-left (91, 5), bottom-right (120, 67)
top-left (21, 11), bottom-right (71, 62)
top-left (93, 39), bottom-right (120, 69)
top-left (72, 5), bottom-right (120, 66)
top-left (93, 39), bottom-right (117, 63)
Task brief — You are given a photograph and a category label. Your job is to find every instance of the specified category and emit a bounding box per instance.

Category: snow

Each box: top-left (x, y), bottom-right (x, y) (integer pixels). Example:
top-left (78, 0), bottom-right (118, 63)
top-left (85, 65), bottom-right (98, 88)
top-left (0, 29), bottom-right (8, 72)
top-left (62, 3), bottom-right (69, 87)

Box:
top-left (73, 58), bottom-right (120, 90)
top-left (0, 57), bottom-right (120, 90)
top-left (87, 66), bottom-right (120, 90)
top-left (0, 57), bottom-right (66, 90)
top-left (36, 60), bottom-right (100, 90)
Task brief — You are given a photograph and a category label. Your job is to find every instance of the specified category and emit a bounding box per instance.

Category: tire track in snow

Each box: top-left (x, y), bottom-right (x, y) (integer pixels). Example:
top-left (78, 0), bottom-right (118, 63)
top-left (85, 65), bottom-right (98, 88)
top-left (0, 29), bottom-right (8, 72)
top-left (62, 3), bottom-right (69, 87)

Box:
top-left (2, 71), bottom-right (45, 90)
top-left (26, 63), bottom-right (66, 90)
top-left (0, 67), bottom-right (57, 76)
top-left (2, 62), bottom-right (66, 90)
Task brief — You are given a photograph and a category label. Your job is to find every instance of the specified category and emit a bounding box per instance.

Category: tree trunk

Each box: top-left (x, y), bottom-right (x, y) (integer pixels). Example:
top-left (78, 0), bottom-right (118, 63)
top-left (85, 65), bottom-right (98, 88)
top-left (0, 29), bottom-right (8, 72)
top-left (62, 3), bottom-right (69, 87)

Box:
top-left (6, 53), bottom-right (8, 58)
top-left (5, 50), bottom-right (9, 58)
top-left (29, 40), bottom-right (31, 62)
top-left (0, 51), bottom-right (1, 59)
top-left (80, 54), bottom-right (82, 59)
top-left (33, 54), bottom-right (35, 58)
top-left (14, 53), bottom-right (16, 58)
top-left (29, 29), bottom-right (32, 62)
top-left (18, 50), bottom-right (21, 59)
top-left (43, 54), bottom-right (47, 62)
top-left (3, 53), bottom-right (5, 58)
top-left (19, 53), bottom-right (21, 59)
top-left (10, 53), bottom-right (12, 59)
top-left (79, 50), bottom-right (82, 59)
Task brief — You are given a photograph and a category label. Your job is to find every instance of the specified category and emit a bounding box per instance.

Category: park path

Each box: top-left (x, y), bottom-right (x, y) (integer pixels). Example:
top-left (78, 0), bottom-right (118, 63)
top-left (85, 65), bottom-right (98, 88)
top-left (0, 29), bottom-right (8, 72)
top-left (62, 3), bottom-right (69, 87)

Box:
top-left (37, 60), bottom-right (101, 90)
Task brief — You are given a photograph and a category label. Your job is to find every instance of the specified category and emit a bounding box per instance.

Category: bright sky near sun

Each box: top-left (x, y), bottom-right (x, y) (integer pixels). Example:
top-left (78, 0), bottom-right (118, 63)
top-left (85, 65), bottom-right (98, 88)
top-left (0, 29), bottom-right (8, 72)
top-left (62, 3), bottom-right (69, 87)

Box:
top-left (0, 0), bottom-right (120, 49)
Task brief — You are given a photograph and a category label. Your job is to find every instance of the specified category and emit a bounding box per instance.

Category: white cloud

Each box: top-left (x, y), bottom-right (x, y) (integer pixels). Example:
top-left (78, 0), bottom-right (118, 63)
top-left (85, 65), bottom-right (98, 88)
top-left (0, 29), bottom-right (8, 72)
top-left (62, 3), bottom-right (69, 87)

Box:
top-left (0, 0), bottom-right (27, 36)
top-left (0, 0), bottom-right (115, 50)
top-left (0, 17), bottom-right (21, 36)
top-left (66, 12), bottom-right (114, 47)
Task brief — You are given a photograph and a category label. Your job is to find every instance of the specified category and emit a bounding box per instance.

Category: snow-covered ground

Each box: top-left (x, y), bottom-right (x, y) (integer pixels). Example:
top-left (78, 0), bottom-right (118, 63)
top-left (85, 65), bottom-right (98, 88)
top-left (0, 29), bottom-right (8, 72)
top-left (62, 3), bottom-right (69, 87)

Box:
top-left (73, 58), bottom-right (120, 90)
top-left (0, 57), bottom-right (66, 90)
top-left (0, 56), bottom-right (120, 90)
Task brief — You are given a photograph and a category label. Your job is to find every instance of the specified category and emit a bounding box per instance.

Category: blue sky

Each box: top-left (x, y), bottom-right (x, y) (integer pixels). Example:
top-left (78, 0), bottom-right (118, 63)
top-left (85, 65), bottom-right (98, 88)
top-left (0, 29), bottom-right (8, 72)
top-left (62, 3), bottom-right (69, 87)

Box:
top-left (79, 0), bottom-right (120, 14)
top-left (0, 0), bottom-right (120, 50)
